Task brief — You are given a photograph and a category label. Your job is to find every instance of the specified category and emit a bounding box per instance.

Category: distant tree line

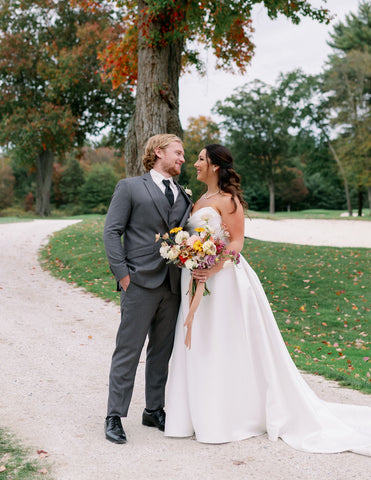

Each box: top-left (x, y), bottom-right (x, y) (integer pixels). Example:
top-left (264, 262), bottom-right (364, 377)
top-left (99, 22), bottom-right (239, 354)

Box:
top-left (0, 1), bottom-right (370, 216)
top-left (0, 144), bottom-right (124, 215)
top-left (181, 2), bottom-right (371, 215)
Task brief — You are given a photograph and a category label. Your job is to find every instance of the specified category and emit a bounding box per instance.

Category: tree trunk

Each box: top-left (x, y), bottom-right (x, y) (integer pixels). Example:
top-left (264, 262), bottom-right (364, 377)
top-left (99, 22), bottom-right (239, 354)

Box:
top-left (124, 0), bottom-right (184, 177)
top-left (357, 188), bottom-right (363, 217)
top-left (368, 186), bottom-right (371, 216)
top-left (35, 150), bottom-right (54, 216)
top-left (267, 178), bottom-right (275, 214)
top-left (327, 141), bottom-right (352, 216)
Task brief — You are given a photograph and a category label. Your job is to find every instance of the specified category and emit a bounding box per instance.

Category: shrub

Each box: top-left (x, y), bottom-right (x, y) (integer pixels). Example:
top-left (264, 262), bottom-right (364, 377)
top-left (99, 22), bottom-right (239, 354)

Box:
top-left (0, 164), bottom-right (15, 210)
top-left (24, 192), bottom-right (34, 212)
top-left (79, 163), bottom-right (119, 213)
top-left (59, 158), bottom-right (86, 205)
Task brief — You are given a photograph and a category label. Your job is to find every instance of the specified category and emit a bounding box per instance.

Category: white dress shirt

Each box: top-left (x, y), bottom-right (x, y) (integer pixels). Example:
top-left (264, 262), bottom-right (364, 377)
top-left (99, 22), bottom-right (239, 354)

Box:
top-left (150, 169), bottom-right (178, 202)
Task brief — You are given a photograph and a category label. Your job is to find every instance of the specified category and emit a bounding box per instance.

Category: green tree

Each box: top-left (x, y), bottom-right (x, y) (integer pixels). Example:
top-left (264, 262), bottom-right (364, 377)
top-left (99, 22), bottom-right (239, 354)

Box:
top-left (275, 167), bottom-right (308, 210)
top-left (0, 157), bottom-right (15, 210)
top-left (60, 158), bottom-right (86, 206)
top-left (286, 130), bottom-right (346, 211)
top-left (328, 1), bottom-right (371, 54)
top-left (10, 162), bottom-right (35, 206)
top-left (180, 116), bottom-right (220, 200)
top-left (80, 163), bottom-right (119, 213)
top-left (289, 72), bottom-right (354, 215)
top-left (327, 1), bottom-right (371, 213)
top-left (90, 0), bottom-right (330, 176)
top-left (323, 49), bottom-right (371, 215)
top-left (0, 0), bottom-right (133, 216)
top-left (215, 75), bottom-right (303, 213)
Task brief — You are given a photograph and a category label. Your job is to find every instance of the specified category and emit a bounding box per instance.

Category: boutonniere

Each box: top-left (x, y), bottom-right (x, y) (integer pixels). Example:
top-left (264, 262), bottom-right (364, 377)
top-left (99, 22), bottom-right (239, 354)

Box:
top-left (182, 186), bottom-right (192, 198)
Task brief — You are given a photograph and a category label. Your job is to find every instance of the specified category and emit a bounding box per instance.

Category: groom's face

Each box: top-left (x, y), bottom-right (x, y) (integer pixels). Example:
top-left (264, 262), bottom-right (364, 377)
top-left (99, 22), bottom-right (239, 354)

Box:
top-left (155, 141), bottom-right (185, 177)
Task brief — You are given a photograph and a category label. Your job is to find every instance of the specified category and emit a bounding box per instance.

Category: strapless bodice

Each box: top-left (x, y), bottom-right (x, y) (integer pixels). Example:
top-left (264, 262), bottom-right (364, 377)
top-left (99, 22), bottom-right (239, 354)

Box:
top-left (186, 207), bottom-right (223, 236)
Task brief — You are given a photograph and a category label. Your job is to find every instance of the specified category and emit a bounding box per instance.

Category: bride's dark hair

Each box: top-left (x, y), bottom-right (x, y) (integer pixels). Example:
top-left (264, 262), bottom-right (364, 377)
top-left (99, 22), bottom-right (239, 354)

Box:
top-left (204, 144), bottom-right (247, 212)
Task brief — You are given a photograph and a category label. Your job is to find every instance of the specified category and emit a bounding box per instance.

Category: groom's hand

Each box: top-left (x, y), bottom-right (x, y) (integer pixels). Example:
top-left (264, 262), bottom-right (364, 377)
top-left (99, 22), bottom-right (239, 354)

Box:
top-left (119, 275), bottom-right (130, 291)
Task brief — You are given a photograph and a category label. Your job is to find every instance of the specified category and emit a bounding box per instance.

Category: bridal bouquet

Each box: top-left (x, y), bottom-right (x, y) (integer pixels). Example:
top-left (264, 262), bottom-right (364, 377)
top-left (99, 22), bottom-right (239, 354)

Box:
top-left (155, 221), bottom-right (240, 348)
top-left (155, 223), bottom-right (240, 289)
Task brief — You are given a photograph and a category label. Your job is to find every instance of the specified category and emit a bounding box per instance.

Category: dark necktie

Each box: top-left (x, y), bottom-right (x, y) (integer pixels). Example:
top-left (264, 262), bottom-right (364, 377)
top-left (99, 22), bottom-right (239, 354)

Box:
top-left (162, 179), bottom-right (174, 206)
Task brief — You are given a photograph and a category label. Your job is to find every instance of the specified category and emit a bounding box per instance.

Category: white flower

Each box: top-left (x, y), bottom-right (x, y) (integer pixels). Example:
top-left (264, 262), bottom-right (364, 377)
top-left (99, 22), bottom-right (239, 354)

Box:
top-left (202, 240), bottom-right (217, 255)
top-left (175, 230), bottom-right (190, 244)
top-left (185, 188), bottom-right (192, 196)
top-left (185, 258), bottom-right (197, 270)
top-left (168, 245), bottom-right (181, 260)
top-left (159, 245), bottom-right (170, 259)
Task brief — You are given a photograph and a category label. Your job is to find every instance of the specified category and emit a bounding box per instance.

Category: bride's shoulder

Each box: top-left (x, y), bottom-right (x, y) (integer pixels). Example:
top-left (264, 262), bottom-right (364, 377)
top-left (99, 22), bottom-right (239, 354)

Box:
top-left (217, 193), bottom-right (244, 218)
top-left (218, 192), bottom-right (240, 208)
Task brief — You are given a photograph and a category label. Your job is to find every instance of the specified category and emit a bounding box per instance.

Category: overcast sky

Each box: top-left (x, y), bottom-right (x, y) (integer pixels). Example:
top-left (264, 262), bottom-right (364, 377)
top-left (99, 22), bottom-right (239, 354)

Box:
top-left (178, 0), bottom-right (361, 128)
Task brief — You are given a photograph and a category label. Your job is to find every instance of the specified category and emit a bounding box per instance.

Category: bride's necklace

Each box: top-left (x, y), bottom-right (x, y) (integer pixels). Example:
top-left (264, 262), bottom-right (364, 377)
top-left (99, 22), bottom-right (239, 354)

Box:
top-left (203, 189), bottom-right (220, 200)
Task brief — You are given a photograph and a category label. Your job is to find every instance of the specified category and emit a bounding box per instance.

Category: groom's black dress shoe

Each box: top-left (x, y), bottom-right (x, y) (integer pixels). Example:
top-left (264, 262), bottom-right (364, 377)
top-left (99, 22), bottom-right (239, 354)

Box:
top-left (142, 408), bottom-right (166, 431)
top-left (105, 416), bottom-right (127, 444)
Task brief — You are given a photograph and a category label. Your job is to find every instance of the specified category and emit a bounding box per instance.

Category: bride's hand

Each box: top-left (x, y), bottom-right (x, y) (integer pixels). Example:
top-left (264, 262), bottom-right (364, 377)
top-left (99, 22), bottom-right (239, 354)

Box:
top-left (192, 263), bottom-right (223, 283)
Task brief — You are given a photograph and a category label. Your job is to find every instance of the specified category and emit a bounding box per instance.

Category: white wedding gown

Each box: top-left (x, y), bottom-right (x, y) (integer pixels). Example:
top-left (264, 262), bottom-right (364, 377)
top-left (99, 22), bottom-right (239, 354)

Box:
top-left (164, 207), bottom-right (371, 455)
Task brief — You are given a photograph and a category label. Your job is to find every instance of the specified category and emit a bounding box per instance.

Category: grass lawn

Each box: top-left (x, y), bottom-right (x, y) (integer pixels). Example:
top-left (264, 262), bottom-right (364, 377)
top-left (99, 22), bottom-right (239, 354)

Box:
top-left (247, 208), bottom-right (371, 220)
top-left (39, 215), bottom-right (371, 393)
top-left (0, 429), bottom-right (51, 479)
top-left (0, 217), bottom-right (34, 224)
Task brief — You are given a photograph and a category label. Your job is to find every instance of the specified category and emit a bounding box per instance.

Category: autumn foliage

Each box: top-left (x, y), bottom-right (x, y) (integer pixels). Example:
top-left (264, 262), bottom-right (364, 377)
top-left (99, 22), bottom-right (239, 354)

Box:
top-left (80, 0), bottom-right (330, 89)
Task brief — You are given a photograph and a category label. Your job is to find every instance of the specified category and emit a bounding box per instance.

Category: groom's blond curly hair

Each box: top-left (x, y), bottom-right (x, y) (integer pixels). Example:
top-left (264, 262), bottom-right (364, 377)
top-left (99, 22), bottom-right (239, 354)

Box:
top-left (142, 134), bottom-right (183, 172)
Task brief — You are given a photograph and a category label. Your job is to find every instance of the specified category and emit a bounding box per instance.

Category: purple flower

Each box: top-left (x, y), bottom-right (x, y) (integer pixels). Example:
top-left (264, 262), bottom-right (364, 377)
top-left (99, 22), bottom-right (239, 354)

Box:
top-left (203, 255), bottom-right (217, 267)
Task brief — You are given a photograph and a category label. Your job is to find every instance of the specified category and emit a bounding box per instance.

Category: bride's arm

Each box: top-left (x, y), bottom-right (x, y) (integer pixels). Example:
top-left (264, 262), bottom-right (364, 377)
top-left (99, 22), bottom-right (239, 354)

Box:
top-left (220, 197), bottom-right (245, 254)
top-left (192, 197), bottom-right (245, 282)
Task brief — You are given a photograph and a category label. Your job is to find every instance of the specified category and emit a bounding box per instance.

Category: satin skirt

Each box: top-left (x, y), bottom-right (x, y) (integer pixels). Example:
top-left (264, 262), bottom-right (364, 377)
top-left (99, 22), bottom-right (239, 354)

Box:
top-left (164, 258), bottom-right (371, 455)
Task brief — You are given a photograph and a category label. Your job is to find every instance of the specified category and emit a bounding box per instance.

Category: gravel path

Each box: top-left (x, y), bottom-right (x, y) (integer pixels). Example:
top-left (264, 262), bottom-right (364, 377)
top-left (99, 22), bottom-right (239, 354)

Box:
top-left (0, 219), bottom-right (370, 480)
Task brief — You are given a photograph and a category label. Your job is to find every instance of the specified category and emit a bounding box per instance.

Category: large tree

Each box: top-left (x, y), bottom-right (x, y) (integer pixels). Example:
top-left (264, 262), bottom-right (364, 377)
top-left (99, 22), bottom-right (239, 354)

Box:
top-left (323, 49), bottom-right (371, 215)
top-left (327, 0), bottom-right (371, 213)
top-left (291, 73), bottom-right (354, 215)
top-left (328, 0), bottom-right (371, 54)
top-left (89, 0), bottom-right (330, 176)
top-left (0, 0), bottom-right (133, 216)
top-left (215, 74), bottom-right (305, 214)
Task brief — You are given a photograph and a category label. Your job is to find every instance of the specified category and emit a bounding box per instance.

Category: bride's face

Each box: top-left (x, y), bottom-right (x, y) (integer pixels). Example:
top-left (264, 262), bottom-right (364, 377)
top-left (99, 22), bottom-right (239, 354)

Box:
top-left (194, 149), bottom-right (212, 183)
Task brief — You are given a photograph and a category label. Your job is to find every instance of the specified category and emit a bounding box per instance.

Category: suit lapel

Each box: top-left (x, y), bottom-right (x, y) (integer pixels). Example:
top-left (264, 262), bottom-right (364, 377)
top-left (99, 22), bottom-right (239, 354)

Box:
top-left (142, 173), bottom-right (171, 226)
top-left (174, 182), bottom-right (192, 227)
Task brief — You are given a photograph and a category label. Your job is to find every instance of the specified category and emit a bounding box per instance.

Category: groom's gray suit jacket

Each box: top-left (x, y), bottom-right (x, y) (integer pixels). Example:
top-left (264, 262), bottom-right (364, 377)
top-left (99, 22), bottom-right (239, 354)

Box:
top-left (103, 172), bottom-right (192, 294)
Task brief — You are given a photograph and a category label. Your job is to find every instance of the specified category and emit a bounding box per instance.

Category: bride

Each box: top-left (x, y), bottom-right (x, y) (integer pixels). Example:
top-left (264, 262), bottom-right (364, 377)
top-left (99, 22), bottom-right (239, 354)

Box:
top-left (164, 144), bottom-right (371, 455)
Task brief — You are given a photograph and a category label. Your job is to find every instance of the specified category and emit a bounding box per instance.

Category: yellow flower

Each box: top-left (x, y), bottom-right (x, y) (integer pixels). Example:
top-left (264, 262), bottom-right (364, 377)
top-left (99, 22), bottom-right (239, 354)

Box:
top-left (170, 227), bottom-right (183, 234)
top-left (193, 240), bottom-right (203, 252)
top-left (195, 227), bottom-right (205, 233)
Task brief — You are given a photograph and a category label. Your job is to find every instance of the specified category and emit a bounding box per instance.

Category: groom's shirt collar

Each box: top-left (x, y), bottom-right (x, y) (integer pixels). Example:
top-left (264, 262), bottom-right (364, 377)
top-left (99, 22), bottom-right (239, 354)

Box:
top-left (150, 169), bottom-right (178, 200)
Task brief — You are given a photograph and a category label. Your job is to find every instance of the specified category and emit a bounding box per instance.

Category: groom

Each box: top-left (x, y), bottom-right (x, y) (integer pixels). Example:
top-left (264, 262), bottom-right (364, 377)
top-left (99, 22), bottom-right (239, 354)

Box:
top-left (103, 134), bottom-right (192, 444)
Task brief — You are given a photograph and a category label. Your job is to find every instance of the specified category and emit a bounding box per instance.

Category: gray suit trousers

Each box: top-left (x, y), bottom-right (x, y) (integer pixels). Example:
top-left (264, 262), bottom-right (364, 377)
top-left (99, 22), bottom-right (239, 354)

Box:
top-left (107, 280), bottom-right (181, 417)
